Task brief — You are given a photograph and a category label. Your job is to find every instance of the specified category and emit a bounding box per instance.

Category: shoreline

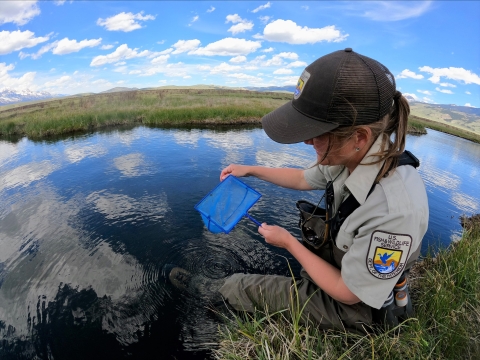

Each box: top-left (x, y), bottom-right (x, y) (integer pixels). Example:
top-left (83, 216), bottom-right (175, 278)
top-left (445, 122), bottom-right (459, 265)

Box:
top-left (0, 89), bottom-right (478, 143)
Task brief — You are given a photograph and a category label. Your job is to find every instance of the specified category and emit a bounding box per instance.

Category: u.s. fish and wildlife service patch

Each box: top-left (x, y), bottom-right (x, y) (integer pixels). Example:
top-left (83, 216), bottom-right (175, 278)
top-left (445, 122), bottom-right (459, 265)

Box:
top-left (366, 231), bottom-right (412, 279)
top-left (293, 69), bottom-right (311, 99)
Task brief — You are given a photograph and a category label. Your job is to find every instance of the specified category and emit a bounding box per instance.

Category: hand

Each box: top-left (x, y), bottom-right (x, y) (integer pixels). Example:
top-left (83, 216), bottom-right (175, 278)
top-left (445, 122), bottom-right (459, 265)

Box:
top-left (220, 164), bottom-right (250, 181)
top-left (258, 223), bottom-right (295, 250)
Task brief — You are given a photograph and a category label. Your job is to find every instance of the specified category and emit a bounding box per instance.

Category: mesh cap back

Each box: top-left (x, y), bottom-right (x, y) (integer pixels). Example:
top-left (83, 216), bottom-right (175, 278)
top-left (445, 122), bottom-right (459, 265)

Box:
top-left (329, 52), bottom-right (396, 125)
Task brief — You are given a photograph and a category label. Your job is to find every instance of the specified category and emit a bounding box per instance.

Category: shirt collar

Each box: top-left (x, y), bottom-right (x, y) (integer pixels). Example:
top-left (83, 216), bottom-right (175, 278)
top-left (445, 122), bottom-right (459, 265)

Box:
top-left (344, 135), bottom-right (386, 205)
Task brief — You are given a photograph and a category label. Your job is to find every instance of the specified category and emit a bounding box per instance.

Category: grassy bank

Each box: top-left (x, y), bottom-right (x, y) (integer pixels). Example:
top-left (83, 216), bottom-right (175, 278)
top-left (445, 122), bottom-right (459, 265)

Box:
top-left (0, 89), bottom-right (290, 138)
top-left (4, 88), bottom-right (480, 143)
top-left (212, 217), bottom-right (480, 359)
top-left (409, 115), bottom-right (480, 143)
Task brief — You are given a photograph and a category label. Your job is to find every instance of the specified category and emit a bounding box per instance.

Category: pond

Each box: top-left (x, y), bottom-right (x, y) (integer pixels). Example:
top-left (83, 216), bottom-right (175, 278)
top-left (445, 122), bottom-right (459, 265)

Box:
top-left (0, 125), bottom-right (479, 359)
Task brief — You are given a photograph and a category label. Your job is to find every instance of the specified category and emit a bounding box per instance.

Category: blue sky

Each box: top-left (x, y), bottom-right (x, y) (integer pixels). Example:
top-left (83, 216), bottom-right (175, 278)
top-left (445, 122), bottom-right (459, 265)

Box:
top-left (1, 1), bottom-right (479, 107)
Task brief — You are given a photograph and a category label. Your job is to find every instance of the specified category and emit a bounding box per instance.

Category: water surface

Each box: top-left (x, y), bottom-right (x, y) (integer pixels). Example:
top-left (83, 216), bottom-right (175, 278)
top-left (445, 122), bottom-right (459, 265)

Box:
top-left (0, 126), bottom-right (478, 359)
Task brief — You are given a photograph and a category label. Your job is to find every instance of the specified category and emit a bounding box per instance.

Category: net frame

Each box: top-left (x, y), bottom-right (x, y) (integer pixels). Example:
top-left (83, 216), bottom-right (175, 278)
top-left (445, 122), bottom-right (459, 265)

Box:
top-left (194, 175), bottom-right (262, 234)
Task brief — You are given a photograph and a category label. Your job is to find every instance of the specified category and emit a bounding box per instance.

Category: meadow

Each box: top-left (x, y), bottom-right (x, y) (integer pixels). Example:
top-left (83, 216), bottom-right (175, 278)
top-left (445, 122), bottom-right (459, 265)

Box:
top-left (0, 89), bottom-right (289, 138)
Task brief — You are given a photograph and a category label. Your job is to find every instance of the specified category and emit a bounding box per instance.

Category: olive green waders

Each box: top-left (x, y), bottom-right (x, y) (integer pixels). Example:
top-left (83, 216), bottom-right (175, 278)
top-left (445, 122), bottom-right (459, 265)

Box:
top-left (219, 241), bottom-right (372, 334)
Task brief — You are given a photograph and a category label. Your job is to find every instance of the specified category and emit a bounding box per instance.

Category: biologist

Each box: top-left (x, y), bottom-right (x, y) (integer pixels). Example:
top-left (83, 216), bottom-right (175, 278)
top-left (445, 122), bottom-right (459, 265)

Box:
top-left (217, 48), bottom-right (429, 333)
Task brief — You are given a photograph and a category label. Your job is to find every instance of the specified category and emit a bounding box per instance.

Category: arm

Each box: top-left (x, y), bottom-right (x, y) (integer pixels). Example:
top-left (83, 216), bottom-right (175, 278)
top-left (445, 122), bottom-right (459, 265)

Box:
top-left (220, 164), bottom-right (313, 191)
top-left (258, 224), bottom-right (360, 305)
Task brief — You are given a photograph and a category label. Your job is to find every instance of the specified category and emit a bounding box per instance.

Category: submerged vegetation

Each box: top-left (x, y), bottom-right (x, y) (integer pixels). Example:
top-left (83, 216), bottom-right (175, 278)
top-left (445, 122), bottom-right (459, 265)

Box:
top-left (211, 216), bottom-right (480, 359)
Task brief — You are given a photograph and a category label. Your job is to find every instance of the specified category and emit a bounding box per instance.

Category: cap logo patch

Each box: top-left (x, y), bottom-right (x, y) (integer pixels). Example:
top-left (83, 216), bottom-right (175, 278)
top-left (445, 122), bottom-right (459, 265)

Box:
top-left (366, 231), bottom-right (412, 280)
top-left (294, 69), bottom-right (311, 100)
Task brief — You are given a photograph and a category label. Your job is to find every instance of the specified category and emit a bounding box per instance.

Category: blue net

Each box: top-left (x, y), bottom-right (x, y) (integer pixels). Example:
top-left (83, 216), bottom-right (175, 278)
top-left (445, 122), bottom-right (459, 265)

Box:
top-left (194, 175), bottom-right (262, 234)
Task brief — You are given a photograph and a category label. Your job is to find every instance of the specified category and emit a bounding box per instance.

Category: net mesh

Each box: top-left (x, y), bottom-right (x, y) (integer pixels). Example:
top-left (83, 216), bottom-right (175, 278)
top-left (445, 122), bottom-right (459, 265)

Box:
top-left (328, 53), bottom-right (396, 125)
top-left (194, 176), bottom-right (261, 234)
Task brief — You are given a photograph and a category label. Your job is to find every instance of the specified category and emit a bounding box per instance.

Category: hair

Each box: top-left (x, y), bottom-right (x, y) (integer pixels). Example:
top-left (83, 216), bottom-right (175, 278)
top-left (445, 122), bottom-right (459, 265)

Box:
top-left (321, 91), bottom-right (410, 182)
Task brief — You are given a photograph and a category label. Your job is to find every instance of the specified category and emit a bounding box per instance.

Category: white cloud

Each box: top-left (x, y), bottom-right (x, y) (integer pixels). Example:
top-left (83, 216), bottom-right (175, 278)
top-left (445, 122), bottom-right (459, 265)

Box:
top-left (90, 44), bottom-right (150, 66)
top-left (189, 38), bottom-right (261, 56)
top-left (54, 0), bottom-right (66, 5)
top-left (301, 6), bottom-right (309, 10)
top-left (435, 87), bottom-right (453, 94)
top-left (0, 1), bottom-right (40, 25)
top-left (189, 15), bottom-right (199, 25)
top-left (0, 30), bottom-right (49, 55)
top-left (207, 6), bottom-right (215, 13)
top-left (274, 75), bottom-right (298, 85)
top-left (101, 44), bottom-right (114, 50)
top-left (129, 70), bottom-right (142, 75)
top-left (113, 66), bottom-right (127, 73)
top-left (197, 65), bottom-right (211, 71)
top-left (465, 103), bottom-right (473, 107)
top-left (263, 20), bottom-right (348, 44)
top-left (262, 47), bottom-right (274, 53)
top-left (210, 62), bottom-right (241, 74)
top-left (404, 92), bottom-right (418, 101)
top-left (439, 82), bottom-right (456, 87)
top-left (252, 2), bottom-right (271, 13)
top-left (172, 39), bottom-right (201, 54)
top-left (0, 62), bottom-right (36, 91)
top-left (287, 61), bottom-right (308, 68)
top-left (52, 37), bottom-right (102, 55)
top-left (264, 52), bottom-right (299, 66)
top-left (228, 22), bottom-right (254, 34)
top-left (466, 91), bottom-right (471, 95)
top-left (273, 68), bottom-right (293, 75)
top-left (259, 16), bottom-right (271, 23)
top-left (419, 66), bottom-right (480, 85)
top-left (277, 52), bottom-right (298, 60)
top-left (363, 1), bottom-right (432, 22)
top-left (422, 97), bottom-right (434, 103)
top-left (417, 90), bottom-right (431, 95)
top-left (44, 75), bottom-right (72, 88)
top-left (226, 14), bottom-right (254, 35)
top-left (230, 56), bottom-right (247, 63)
top-left (151, 54), bottom-right (170, 64)
top-left (97, 12), bottom-right (155, 32)
top-left (396, 69), bottom-right (424, 80)
top-left (183, 75), bottom-right (191, 79)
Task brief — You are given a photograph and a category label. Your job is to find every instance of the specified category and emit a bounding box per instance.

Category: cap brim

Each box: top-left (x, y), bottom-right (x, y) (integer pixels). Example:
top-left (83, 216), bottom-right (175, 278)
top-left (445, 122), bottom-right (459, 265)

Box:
top-left (261, 101), bottom-right (339, 144)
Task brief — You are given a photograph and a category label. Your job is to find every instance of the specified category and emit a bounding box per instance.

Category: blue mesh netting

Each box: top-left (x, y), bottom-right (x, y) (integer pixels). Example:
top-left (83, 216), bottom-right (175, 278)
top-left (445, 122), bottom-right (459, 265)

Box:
top-left (194, 175), bottom-right (262, 234)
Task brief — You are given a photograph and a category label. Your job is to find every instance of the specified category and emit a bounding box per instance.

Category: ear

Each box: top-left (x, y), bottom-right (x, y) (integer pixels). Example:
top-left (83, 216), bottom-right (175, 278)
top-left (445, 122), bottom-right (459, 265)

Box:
top-left (354, 127), bottom-right (372, 149)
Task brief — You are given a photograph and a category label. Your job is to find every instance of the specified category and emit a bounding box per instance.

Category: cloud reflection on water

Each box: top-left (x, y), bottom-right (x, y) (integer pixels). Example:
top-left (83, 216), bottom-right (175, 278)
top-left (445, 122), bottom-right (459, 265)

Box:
top-left (113, 152), bottom-right (150, 177)
top-left (0, 160), bottom-right (58, 191)
top-left (65, 143), bottom-right (108, 163)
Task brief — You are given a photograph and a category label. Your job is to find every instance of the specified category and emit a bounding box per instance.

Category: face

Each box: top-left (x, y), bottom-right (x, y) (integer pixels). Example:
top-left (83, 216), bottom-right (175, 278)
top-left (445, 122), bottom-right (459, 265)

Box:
top-left (304, 133), bottom-right (356, 166)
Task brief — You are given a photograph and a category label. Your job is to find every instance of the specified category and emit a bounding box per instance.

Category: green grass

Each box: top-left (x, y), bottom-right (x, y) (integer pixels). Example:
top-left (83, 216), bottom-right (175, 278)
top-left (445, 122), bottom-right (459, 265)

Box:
top-left (211, 218), bottom-right (480, 360)
top-left (409, 115), bottom-right (480, 143)
top-left (0, 89), bottom-right (291, 139)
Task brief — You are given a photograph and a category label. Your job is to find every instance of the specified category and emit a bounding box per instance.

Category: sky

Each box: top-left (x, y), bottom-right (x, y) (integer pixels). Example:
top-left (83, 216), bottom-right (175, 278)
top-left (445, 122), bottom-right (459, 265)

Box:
top-left (1, 1), bottom-right (479, 107)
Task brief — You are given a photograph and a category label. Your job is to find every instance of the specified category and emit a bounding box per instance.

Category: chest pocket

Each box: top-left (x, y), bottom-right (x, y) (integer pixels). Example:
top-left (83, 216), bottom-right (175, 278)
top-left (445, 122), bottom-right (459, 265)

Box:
top-left (334, 219), bottom-right (355, 252)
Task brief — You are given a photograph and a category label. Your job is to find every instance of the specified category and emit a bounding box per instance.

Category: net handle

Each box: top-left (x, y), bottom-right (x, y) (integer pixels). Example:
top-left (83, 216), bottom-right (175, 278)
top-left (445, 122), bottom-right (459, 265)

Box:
top-left (245, 213), bottom-right (262, 227)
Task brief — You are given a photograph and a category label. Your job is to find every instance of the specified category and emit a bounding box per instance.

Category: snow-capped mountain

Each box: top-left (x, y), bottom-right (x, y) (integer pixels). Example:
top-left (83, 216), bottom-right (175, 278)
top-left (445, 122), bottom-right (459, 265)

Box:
top-left (0, 88), bottom-right (62, 106)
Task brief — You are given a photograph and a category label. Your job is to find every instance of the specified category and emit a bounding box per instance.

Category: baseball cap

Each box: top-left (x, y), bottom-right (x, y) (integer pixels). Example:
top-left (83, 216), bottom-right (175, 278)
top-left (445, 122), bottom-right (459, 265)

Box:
top-left (261, 48), bottom-right (397, 144)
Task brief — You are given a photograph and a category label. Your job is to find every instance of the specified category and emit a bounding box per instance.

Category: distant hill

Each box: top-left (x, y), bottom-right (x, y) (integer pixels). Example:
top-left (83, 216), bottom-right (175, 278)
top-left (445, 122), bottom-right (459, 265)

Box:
top-left (0, 88), bottom-right (65, 106)
top-left (246, 86), bottom-right (295, 93)
top-left (100, 87), bottom-right (139, 93)
top-left (409, 100), bottom-right (480, 134)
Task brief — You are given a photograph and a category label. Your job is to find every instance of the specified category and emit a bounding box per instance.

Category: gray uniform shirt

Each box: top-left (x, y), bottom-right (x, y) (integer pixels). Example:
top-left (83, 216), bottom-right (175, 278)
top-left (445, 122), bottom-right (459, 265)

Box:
top-left (304, 135), bottom-right (429, 309)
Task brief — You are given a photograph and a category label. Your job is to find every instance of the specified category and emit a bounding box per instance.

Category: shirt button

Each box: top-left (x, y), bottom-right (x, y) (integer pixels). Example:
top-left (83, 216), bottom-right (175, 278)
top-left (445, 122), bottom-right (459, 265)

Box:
top-left (343, 245), bottom-right (348, 250)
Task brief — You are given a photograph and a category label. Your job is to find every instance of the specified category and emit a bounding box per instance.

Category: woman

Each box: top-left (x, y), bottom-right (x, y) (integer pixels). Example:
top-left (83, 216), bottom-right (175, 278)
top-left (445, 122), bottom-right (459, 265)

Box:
top-left (217, 48), bottom-right (429, 333)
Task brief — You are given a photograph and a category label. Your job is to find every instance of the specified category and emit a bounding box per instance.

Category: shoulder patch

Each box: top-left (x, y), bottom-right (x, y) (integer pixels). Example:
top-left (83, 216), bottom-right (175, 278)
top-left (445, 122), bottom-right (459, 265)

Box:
top-left (366, 231), bottom-right (412, 279)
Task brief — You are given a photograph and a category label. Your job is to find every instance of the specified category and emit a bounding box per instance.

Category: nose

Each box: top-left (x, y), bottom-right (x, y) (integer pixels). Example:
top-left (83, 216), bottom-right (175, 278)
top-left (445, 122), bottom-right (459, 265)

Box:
top-left (304, 138), bottom-right (314, 145)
